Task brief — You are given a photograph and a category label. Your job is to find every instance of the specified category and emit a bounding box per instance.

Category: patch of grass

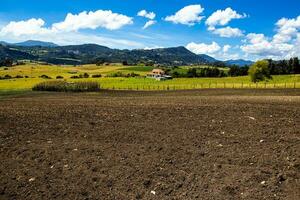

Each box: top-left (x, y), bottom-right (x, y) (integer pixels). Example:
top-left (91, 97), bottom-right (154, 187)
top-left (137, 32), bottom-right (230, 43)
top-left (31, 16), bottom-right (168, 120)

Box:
top-left (120, 66), bottom-right (154, 72)
top-left (32, 81), bottom-right (101, 92)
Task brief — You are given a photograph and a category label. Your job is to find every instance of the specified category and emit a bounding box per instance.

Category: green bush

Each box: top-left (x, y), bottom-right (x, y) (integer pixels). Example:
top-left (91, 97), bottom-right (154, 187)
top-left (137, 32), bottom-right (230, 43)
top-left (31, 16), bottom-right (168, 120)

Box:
top-left (56, 75), bottom-right (64, 79)
top-left (39, 74), bottom-right (52, 79)
top-left (32, 81), bottom-right (101, 92)
top-left (92, 74), bottom-right (102, 78)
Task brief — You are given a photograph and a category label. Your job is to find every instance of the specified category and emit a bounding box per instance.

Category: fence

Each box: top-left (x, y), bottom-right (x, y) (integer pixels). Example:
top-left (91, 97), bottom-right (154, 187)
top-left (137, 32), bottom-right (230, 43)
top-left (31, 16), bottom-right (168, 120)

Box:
top-left (100, 82), bottom-right (300, 91)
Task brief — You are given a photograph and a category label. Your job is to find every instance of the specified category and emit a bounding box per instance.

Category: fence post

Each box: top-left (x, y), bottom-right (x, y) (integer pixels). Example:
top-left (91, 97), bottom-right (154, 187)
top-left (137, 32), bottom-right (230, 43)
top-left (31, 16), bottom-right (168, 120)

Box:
top-left (256, 83), bottom-right (258, 89)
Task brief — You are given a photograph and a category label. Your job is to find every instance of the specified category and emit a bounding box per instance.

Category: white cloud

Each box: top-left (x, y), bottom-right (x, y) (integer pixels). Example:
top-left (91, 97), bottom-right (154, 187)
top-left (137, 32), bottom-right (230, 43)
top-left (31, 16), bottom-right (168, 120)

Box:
top-left (240, 33), bottom-right (294, 59)
top-left (165, 5), bottom-right (204, 26)
top-left (137, 10), bottom-right (156, 20)
top-left (211, 26), bottom-right (243, 37)
top-left (241, 16), bottom-right (300, 59)
top-left (273, 16), bottom-right (300, 43)
top-left (0, 18), bottom-right (52, 36)
top-left (0, 11), bottom-right (140, 49)
top-left (223, 45), bottom-right (231, 52)
top-left (206, 7), bottom-right (246, 29)
top-left (186, 41), bottom-right (221, 55)
top-left (143, 46), bottom-right (164, 50)
top-left (52, 10), bottom-right (133, 31)
top-left (143, 20), bottom-right (156, 29)
top-left (186, 41), bottom-right (240, 60)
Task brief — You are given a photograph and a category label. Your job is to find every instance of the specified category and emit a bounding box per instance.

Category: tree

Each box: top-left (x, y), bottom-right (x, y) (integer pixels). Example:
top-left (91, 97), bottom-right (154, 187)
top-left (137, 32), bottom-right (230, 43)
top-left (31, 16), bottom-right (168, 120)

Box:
top-left (248, 60), bottom-right (272, 82)
top-left (122, 61), bottom-right (128, 66)
top-left (0, 58), bottom-right (13, 67)
top-left (291, 57), bottom-right (300, 74)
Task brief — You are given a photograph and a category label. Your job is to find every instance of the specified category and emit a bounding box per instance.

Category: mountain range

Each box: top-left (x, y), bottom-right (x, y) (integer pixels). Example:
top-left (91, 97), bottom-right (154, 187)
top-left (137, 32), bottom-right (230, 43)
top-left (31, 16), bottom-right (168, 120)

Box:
top-left (0, 40), bottom-right (253, 66)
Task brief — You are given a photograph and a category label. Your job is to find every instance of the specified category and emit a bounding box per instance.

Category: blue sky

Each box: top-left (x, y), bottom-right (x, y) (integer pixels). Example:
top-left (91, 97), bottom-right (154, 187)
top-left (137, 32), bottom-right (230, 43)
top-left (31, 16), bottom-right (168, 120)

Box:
top-left (0, 0), bottom-right (300, 61)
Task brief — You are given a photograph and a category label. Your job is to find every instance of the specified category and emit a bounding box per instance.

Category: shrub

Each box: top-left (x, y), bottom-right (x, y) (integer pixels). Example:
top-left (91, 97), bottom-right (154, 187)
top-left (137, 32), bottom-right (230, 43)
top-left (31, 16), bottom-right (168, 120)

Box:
top-left (83, 73), bottom-right (89, 78)
top-left (25, 75), bottom-right (29, 78)
top-left (15, 75), bottom-right (24, 78)
top-left (107, 72), bottom-right (140, 77)
top-left (56, 75), bottom-right (64, 79)
top-left (92, 74), bottom-right (102, 78)
top-left (4, 68), bottom-right (8, 70)
top-left (4, 74), bottom-right (12, 79)
top-left (39, 74), bottom-right (52, 79)
top-left (70, 75), bottom-right (80, 79)
top-left (32, 81), bottom-right (101, 92)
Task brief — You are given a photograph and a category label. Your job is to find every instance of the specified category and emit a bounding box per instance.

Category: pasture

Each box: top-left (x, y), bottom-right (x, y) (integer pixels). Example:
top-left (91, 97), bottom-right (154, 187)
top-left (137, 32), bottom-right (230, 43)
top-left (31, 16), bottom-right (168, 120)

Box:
top-left (0, 64), bottom-right (300, 94)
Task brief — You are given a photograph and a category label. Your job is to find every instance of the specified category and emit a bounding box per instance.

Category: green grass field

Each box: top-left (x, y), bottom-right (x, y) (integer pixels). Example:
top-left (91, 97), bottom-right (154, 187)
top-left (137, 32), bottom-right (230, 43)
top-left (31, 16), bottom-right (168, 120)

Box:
top-left (0, 64), bottom-right (299, 95)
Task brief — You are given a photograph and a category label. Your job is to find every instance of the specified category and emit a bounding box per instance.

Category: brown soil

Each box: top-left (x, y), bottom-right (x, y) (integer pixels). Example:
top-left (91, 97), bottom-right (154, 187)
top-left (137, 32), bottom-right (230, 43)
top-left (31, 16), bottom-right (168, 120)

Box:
top-left (0, 89), bottom-right (300, 200)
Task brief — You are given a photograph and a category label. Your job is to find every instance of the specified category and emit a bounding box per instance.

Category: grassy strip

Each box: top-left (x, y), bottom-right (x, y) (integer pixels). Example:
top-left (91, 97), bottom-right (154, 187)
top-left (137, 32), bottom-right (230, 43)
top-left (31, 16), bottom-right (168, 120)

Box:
top-left (32, 81), bottom-right (101, 92)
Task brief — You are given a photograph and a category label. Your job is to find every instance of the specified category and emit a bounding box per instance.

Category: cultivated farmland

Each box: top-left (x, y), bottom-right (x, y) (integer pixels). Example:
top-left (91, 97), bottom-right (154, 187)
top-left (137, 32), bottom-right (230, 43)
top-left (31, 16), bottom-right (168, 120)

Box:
top-left (0, 89), bottom-right (299, 199)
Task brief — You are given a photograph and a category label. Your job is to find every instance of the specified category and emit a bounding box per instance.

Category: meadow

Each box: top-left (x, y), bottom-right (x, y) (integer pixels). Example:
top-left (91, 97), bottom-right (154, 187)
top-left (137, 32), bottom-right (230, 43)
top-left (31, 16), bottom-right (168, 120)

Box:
top-left (0, 63), bottom-right (299, 94)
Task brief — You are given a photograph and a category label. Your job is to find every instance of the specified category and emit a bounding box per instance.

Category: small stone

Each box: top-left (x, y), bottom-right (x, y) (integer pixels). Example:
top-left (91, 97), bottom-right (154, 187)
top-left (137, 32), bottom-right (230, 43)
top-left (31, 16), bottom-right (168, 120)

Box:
top-left (73, 148), bottom-right (78, 151)
top-left (261, 181), bottom-right (266, 185)
top-left (28, 178), bottom-right (35, 182)
top-left (217, 144), bottom-right (223, 147)
top-left (260, 140), bottom-right (264, 143)
top-left (50, 165), bottom-right (54, 169)
top-left (64, 164), bottom-right (68, 168)
top-left (150, 190), bottom-right (156, 195)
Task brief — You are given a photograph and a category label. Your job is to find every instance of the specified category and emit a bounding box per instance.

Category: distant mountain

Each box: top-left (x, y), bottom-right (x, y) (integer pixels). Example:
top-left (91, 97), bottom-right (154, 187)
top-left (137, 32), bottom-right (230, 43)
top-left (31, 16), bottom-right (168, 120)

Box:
top-left (197, 54), bottom-right (218, 63)
top-left (0, 41), bottom-right (9, 46)
top-left (225, 59), bottom-right (253, 66)
top-left (0, 43), bottom-right (216, 65)
top-left (1, 41), bottom-right (255, 66)
top-left (0, 44), bottom-right (36, 60)
top-left (14, 40), bottom-right (59, 47)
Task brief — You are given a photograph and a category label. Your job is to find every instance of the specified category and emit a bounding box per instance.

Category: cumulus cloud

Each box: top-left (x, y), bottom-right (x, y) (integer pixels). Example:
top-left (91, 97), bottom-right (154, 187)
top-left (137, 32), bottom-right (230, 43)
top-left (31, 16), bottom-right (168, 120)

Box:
top-left (211, 26), bottom-right (243, 38)
top-left (206, 7), bottom-right (246, 28)
top-left (52, 10), bottom-right (133, 31)
top-left (143, 20), bottom-right (156, 29)
top-left (0, 18), bottom-right (52, 36)
top-left (165, 5), bottom-right (204, 26)
top-left (205, 8), bottom-right (246, 38)
top-left (186, 41), bottom-right (221, 55)
top-left (137, 10), bottom-right (156, 20)
top-left (186, 41), bottom-right (239, 60)
top-left (241, 16), bottom-right (300, 59)
top-left (0, 10), bottom-right (140, 49)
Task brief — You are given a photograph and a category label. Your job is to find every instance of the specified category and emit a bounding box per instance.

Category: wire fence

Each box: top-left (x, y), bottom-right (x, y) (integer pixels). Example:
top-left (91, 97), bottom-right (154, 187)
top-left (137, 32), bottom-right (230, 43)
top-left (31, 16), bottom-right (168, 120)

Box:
top-left (100, 82), bottom-right (300, 91)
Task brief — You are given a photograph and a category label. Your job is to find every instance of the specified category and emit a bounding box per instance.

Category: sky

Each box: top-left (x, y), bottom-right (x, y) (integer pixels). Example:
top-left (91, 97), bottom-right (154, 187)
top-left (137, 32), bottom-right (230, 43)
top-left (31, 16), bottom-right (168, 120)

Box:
top-left (0, 0), bottom-right (299, 61)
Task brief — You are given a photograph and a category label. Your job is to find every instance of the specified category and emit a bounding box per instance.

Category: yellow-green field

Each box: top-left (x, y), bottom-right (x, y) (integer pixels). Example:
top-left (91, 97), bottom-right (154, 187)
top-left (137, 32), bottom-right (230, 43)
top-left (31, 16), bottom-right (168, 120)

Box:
top-left (0, 64), bottom-right (300, 94)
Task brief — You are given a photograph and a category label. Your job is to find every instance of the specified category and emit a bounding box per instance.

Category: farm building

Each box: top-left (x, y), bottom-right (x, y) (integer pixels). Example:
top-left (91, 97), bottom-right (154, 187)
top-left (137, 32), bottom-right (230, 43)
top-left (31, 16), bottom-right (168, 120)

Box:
top-left (147, 69), bottom-right (172, 80)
